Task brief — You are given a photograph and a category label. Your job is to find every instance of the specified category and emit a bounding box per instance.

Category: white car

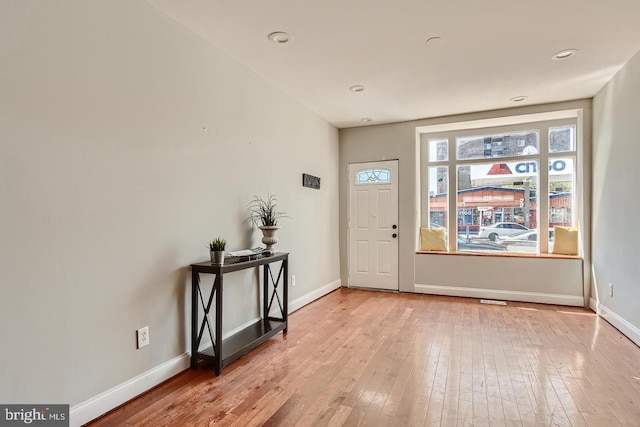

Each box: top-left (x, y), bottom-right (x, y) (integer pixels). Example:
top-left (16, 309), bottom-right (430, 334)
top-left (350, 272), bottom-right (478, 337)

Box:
top-left (478, 222), bottom-right (529, 241)
top-left (499, 230), bottom-right (555, 248)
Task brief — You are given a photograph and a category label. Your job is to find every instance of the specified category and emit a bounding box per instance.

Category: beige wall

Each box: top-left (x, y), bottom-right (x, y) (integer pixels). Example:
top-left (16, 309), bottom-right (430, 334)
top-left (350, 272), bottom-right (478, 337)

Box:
top-left (0, 0), bottom-right (339, 407)
top-left (340, 100), bottom-right (592, 303)
top-left (592, 49), bottom-right (640, 345)
top-left (339, 122), bottom-right (417, 292)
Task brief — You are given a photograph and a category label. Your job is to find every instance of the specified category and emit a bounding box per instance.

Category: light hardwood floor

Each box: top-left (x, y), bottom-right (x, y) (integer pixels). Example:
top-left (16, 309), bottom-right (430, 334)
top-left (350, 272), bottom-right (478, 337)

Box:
top-left (87, 288), bottom-right (640, 426)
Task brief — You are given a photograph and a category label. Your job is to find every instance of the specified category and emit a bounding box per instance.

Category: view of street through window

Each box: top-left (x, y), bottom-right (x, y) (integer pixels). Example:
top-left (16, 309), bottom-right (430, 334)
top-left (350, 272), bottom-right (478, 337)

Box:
top-left (424, 125), bottom-right (576, 253)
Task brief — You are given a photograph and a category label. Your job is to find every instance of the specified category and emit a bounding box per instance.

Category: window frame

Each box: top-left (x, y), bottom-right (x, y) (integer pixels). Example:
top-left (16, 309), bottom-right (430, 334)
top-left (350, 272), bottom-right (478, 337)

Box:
top-left (420, 119), bottom-right (578, 254)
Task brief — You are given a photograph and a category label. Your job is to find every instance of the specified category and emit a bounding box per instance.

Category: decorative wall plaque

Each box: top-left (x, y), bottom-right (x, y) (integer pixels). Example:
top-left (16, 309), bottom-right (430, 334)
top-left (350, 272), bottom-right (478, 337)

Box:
top-left (302, 173), bottom-right (320, 189)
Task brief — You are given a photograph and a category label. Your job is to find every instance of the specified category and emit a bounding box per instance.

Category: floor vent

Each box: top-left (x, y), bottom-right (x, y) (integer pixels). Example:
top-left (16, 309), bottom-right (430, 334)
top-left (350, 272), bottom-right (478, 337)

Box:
top-left (480, 299), bottom-right (507, 305)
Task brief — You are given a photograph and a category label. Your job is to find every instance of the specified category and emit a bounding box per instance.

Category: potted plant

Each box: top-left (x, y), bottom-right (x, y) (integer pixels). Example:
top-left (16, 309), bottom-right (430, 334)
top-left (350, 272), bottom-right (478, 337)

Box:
top-left (208, 237), bottom-right (227, 264)
top-left (246, 193), bottom-right (289, 255)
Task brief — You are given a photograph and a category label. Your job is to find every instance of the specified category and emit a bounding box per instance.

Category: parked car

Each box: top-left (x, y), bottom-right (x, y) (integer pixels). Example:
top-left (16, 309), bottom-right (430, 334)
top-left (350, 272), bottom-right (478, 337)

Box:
top-left (499, 230), bottom-right (555, 248)
top-left (478, 222), bottom-right (529, 241)
top-left (457, 237), bottom-right (508, 251)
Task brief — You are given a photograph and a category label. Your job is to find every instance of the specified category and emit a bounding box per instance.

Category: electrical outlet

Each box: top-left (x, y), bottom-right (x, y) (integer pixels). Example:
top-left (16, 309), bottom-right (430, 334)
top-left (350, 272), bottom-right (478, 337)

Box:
top-left (291, 275), bottom-right (296, 287)
top-left (608, 283), bottom-right (613, 297)
top-left (137, 326), bottom-right (149, 349)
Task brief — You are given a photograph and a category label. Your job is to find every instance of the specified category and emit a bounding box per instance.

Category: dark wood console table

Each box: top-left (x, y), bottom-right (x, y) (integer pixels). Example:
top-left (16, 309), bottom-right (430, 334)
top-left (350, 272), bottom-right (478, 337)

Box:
top-left (189, 252), bottom-right (288, 375)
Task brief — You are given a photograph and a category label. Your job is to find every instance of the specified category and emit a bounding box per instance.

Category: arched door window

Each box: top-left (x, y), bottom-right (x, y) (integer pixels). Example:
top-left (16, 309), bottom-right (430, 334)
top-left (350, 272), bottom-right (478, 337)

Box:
top-left (356, 168), bottom-right (391, 184)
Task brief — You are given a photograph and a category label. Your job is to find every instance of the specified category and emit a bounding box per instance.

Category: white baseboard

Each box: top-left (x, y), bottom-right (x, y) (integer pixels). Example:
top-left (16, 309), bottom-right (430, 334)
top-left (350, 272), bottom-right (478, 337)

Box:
top-left (70, 353), bottom-right (190, 427)
top-left (70, 279), bottom-right (341, 426)
top-left (589, 297), bottom-right (640, 347)
top-left (415, 283), bottom-right (584, 306)
top-left (289, 279), bottom-right (341, 313)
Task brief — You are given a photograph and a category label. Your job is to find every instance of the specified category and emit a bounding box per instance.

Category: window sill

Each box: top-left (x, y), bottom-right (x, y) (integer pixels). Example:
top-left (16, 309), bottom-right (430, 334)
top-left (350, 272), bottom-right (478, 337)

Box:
top-left (415, 250), bottom-right (582, 260)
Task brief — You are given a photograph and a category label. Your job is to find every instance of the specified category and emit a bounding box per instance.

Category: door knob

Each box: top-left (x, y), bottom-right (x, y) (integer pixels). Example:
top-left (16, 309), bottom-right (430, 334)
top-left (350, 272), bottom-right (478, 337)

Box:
top-left (392, 233), bottom-right (397, 238)
top-left (392, 224), bottom-right (397, 229)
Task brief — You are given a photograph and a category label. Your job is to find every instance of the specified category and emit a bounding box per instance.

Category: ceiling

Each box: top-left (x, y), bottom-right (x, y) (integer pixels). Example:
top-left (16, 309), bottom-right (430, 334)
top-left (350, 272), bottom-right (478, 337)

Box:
top-left (147, 0), bottom-right (640, 129)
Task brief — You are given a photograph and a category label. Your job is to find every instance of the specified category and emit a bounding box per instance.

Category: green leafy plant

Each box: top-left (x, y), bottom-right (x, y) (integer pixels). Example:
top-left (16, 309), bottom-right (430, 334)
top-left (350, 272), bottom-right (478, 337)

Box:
top-left (246, 193), bottom-right (289, 227)
top-left (208, 237), bottom-right (226, 251)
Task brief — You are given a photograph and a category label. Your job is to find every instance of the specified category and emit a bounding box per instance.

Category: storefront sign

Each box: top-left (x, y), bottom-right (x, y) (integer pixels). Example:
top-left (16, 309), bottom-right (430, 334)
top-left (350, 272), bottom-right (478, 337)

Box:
top-left (514, 160), bottom-right (567, 173)
top-left (470, 159), bottom-right (572, 185)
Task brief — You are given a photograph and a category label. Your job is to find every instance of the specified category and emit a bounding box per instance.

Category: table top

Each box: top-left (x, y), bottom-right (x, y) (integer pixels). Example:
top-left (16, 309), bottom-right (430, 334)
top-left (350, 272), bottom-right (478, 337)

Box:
top-left (191, 252), bottom-right (288, 274)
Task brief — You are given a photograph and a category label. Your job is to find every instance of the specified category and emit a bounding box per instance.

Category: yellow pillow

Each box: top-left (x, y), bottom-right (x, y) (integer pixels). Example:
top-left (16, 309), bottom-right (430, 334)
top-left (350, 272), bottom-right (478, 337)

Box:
top-left (552, 226), bottom-right (578, 255)
top-left (420, 227), bottom-right (447, 251)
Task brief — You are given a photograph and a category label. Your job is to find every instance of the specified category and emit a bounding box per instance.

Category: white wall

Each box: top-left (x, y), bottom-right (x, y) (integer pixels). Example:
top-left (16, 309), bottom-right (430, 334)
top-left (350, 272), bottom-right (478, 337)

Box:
top-left (340, 100), bottom-right (592, 303)
top-left (0, 0), bottom-right (339, 412)
top-left (592, 49), bottom-right (640, 346)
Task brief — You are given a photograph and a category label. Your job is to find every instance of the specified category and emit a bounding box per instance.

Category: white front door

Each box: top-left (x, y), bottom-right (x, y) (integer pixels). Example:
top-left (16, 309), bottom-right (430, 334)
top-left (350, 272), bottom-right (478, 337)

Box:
top-left (348, 160), bottom-right (399, 290)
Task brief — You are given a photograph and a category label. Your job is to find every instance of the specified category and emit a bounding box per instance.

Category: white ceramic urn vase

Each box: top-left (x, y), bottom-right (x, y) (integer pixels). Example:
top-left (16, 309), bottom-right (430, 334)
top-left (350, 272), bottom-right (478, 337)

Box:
top-left (259, 226), bottom-right (280, 255)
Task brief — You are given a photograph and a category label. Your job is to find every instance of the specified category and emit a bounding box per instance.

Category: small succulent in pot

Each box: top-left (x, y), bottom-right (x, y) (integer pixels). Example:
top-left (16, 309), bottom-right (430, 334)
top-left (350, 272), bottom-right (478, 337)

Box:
top-left (209, 237), bottom-right (227, 264)
top-left (209, 237), bottom-right (227, 251)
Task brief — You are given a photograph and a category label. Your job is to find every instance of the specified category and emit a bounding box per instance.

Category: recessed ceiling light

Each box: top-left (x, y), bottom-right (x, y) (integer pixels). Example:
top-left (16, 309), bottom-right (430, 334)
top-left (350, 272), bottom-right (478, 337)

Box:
top-left (510, 96), bottom-right (527, 102)
top-left (349, 85), bottom-right (366, 93)
top-left (268, 31), bottom-right (293, 44)
top-left (552, 49), bottom-right (577, 60)
top-left (425, 36), bottom-right (443, 46)
top-left (361, 117), bottom-right (373, 122)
